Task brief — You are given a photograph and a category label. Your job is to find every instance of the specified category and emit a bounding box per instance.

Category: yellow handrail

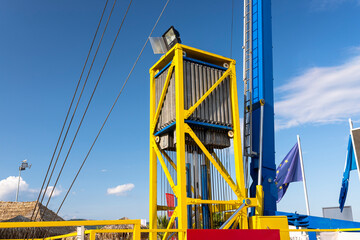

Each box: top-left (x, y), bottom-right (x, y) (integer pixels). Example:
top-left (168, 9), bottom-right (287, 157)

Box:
top-left (0, 219), bottom-right (140, 228)
top-left (0, 219), bottom-right (187, 240)
top-left (4, 218), bottom-right (358, 240)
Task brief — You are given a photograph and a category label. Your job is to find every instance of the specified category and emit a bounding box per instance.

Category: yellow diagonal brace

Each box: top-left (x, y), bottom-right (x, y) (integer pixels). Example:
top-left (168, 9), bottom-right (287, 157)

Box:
top-left (162, 208), bottom-right (178, 240)
top-left (161, 149), bottom-right (177, 171)
top-left (185, 68), bottom-right (231, 119)
top-left (152, 64), bottom-right (175, 133)
top-left (153, 138), bottom-right (177, 196)
top-left (184, 124), bottom-right (241, 199)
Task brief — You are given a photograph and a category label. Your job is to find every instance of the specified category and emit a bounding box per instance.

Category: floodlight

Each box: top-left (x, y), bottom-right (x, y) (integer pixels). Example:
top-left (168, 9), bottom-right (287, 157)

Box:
top-left (149, 37), bottom-right (168, 54)
top-left (162, 26), bottom-right (181, 50)
top-left (149, 26), bottom-right (181, 54)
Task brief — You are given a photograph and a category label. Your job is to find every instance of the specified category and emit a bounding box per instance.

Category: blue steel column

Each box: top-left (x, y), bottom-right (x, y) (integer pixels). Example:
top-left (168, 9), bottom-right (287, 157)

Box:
top-left (249, 0), bottom-right (277, 216)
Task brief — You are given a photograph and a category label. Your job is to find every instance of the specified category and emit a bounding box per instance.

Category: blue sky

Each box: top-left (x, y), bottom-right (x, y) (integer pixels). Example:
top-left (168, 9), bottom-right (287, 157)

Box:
top-left (1, 0), bottom-right (360, 221)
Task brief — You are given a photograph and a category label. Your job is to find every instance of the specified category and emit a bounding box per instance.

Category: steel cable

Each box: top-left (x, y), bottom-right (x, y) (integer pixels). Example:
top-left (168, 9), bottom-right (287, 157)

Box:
top-left (33, 0), bottom-right (119, 225)
top-left (25, 2), bottom-right (112, 239)
top-left (39, 0), bottom-right (125, 222)
top-left (24, 1), bottom-right (110, 239)
top-left (51, 0), bottom-right (171, 221)
top-left (28, 0), bottom-right (110, 222)
top-left (40, 0), bottom-right (136, 235)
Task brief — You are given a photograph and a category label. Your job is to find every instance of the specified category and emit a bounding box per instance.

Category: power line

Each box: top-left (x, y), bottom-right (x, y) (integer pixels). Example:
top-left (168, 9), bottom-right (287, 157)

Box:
top-left (25, 2), bottom-right (112, 239)
top-left (28, 0), bottom-right (110, 223)
top-left (33, 0), bottom-right (118, 224)
top-left (53, 0), bottom-right (171, 219)
top-left (38, 0), bottom-right (119, 219)
top-left (40, 0), bottom-right (135, 224)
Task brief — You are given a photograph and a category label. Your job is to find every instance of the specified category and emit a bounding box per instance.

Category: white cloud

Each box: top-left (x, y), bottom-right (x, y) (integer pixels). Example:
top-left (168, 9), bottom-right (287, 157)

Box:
top-left (101, 169), bottom-right (107, 173)
top-left (107, 183), bottom-right (135, 196)
top-left (275, 54), bottom-right (360, 130)
top-left (43, 186), bottom-right (62, 198)
top-left (0, 176), bottom-right (63, 201)
top-left (0, 176), bottom-right (31, 201)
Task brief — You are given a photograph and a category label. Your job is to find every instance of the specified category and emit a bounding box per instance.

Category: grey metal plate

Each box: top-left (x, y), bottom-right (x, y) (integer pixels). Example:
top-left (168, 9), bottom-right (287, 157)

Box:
top-left (322, 206), bottom-right (353, 221)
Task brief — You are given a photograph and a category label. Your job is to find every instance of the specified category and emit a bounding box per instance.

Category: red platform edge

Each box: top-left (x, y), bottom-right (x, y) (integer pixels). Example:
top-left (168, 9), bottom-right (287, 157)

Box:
top-left (187, 229), bottom-right (281, 240)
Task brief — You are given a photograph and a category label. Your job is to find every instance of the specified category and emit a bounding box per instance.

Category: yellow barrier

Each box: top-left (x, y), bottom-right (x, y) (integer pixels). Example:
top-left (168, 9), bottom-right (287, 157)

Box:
top-left (0, 219), bottom-right (184, 240)
top-left (0, 219), bottom-right (140, 228)
top-left (2, 219), bottom-right (359, 240)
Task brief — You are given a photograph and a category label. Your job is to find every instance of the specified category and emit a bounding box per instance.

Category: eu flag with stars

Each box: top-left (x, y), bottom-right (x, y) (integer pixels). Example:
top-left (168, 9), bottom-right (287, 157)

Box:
top-left (339, 135), bottom-right (357, 212)
top-left (274, 143), bottom-right (303, 203)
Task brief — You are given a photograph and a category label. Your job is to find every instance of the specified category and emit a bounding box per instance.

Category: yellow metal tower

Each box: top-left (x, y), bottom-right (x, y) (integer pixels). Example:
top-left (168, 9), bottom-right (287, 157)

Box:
top-left (149, 44), bottom-right (260, 240)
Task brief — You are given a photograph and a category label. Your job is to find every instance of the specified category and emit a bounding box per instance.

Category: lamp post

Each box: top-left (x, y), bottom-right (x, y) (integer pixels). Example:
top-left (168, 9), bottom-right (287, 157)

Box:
top-left (16, 159), bottom-right (31, 202)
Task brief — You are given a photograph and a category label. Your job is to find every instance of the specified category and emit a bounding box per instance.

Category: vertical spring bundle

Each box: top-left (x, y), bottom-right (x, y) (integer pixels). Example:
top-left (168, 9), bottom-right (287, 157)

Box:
top-left (158, 146), bottom-right (234, 229)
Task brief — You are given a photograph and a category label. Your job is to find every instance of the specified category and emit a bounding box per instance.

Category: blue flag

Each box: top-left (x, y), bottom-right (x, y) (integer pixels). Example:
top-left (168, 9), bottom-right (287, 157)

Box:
top-left (274, 143), bottom-right (303, 202)
top-left (339, 135), bottom-right (357, 212)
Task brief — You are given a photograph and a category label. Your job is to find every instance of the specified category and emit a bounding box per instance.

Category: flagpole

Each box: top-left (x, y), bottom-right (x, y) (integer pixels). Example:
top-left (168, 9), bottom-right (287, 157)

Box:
top-left (297, 135), bottom-right (310, 216)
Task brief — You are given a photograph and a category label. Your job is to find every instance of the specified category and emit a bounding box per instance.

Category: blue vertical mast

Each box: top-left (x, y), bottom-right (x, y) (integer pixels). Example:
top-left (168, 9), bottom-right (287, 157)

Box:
top-left (243, 0), bottom-right (277, 216)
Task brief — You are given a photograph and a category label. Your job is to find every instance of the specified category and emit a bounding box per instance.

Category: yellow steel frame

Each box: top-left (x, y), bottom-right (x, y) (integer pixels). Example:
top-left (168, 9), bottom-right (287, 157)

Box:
top-left (149, 44), bottom-right (257, 240)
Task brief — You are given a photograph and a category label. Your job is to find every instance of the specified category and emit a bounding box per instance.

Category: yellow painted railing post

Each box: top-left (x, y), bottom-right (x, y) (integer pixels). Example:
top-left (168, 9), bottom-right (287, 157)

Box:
top-left (229, 61), bottom-right (248, 229)
top-left (89, 231), bottom-right (96, 240)
top-left (149, 69), bottom-right (158, 240)
top-left (174, 45), bottom-right (187, 240)
top-left (133, 222), bottom-right (141, 240)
